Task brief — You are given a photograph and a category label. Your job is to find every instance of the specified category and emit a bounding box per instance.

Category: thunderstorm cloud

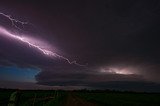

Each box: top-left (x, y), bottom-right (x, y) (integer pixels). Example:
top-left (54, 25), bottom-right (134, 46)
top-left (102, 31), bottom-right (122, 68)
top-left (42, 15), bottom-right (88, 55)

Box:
top-left (0, 0), bottom-right (160, 91)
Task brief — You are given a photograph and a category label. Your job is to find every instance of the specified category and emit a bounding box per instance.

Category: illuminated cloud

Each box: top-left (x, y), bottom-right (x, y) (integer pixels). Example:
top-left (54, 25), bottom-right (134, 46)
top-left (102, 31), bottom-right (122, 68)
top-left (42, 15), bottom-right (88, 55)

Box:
top-left (100, 67), bottom-right (134, 75)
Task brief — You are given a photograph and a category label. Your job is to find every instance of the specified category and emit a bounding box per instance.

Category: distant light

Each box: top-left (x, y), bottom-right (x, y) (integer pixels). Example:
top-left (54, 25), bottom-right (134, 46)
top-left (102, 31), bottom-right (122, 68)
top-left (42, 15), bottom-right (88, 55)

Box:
top-left (100, 67), bottom-right (133, 75)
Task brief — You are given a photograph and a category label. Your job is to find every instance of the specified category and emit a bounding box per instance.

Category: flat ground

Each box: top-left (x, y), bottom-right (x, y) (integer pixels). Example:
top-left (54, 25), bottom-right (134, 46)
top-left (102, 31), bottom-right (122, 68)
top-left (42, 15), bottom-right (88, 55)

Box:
top-left (0, 90), bottom-right (160, 106)
top-left (65, 93), bottom-right (97, 106)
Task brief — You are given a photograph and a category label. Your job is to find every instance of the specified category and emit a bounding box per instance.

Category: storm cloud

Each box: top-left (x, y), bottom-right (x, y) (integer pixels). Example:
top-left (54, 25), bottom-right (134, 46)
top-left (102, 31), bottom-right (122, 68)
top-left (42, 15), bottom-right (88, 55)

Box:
top-left (0, 0), bottom-right (160, 91)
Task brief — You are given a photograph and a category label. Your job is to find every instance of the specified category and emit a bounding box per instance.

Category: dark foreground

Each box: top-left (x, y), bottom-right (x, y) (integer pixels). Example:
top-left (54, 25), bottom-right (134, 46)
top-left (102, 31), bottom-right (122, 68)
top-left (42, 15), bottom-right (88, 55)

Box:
top-left (0, 89), bottom-right (160, 106)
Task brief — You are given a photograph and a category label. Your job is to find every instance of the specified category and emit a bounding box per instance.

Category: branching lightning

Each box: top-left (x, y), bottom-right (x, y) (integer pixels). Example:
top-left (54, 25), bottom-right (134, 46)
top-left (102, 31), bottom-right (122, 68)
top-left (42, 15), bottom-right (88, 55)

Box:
top-left (0, 12), bottom-right (28, 30)
top-left (0, 12), bottom-right (86, 66)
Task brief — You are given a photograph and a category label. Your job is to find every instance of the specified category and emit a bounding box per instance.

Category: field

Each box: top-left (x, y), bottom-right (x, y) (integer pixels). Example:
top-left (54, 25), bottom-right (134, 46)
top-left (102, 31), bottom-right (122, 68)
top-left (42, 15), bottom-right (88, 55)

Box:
top-left (0, 89), bottom-right (160, 106)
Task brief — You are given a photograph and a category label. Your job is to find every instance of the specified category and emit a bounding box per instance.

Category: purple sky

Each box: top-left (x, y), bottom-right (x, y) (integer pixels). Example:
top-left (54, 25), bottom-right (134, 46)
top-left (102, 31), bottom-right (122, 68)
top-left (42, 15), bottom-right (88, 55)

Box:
top-left (0, 0), bottom-right (160, 91)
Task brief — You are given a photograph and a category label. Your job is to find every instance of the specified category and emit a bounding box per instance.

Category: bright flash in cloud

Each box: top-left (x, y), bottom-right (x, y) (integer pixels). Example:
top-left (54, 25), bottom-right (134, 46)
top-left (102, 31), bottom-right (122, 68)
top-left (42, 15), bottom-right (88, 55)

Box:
top-left (100, 67), bottom-right (134, 75)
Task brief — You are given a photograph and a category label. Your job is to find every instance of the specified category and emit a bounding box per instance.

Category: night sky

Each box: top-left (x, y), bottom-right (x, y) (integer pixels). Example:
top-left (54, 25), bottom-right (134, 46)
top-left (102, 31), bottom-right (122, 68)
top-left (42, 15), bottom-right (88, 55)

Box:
top-left (0, 0), bottom-right (160, 91)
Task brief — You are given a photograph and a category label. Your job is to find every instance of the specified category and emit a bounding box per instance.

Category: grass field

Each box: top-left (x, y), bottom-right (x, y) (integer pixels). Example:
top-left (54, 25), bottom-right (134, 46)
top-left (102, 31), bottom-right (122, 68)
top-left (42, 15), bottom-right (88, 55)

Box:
top-left (76, 90), bottom-right (160, 106)
top-left (0, 89), bottom-right (160, 106)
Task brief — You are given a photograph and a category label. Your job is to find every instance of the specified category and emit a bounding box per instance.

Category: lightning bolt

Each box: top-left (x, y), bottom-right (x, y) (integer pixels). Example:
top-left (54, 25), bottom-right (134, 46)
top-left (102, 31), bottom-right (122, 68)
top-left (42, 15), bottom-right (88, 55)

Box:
top-left (0, 12), bottom-right (28, 30)
top-left (0, 12), bottom-right (86, 66)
